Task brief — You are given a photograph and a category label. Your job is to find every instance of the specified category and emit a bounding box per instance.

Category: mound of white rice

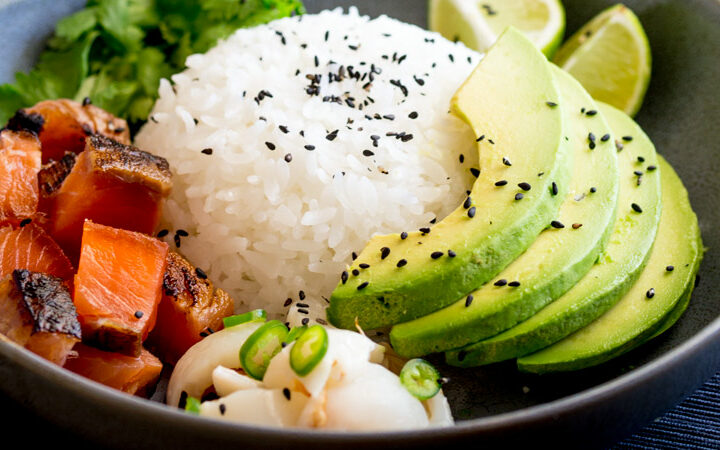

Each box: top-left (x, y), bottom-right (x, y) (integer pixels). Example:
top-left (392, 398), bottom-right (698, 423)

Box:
top-left (136, 7), bottom-right (480, 325)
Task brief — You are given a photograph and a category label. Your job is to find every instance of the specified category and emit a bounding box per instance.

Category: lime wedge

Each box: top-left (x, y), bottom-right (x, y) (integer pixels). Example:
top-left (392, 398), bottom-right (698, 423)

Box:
top-left (553, 4), bottom-right (651, 117)
top-left (428, 0), bottom-right (566, 58)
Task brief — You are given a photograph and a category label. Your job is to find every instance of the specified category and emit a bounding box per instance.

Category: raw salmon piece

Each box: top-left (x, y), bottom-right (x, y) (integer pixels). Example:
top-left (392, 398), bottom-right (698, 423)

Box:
top-left (74, 221), bottom-right (169, 356)
top-left (146, 251), bottom-right (235, 365)
top-left (48, 135), bottom-right (172, 262)
top-left (0, 270), bottom-right (81, 366)
top-left (0, 130), bottom-right (42, 226)
top-left (5, 99), bottom-right (131, 163)
top-left (37, 152), bottom-right (76, 214)
top-left (0, 223), bottom-right (74, 282)
top-left (64, 343), bottom-right (163, 396)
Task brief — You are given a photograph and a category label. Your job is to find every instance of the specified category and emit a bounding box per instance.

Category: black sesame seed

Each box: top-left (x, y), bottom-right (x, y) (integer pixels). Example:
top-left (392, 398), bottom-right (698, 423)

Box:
top-left (518, 182), bottom-right (531, 191)
top-left (637, 156), bottom-right (646, 163)
top-left (431, 251), bottom-right (444, 259)
top-left (515, 193), bottom-right (524, 201)
top-left (397, 259), bottom-right (408, 267)
top-left (326, 130), bottom-right (338, 141)
top-left (134, 310), bottom-right (144, 319)
top-left (586, 110), bottom-right (597, 116)
top-left (19, 218), bottom-right (32, 227)
top-left (296, 303), bottom-right (309, 308)
top-left (503, 157), bottom-right (512, 166)
top-left (302, 317), bottom-right (310, 325)
top-left (631, 203), bottom-right (643, 213)
top-left (351, 252), bottom-right (358, 261)
top-left (283, 388), bottom-right (291, 400)
top-left (508, 281), bottom-right (521, 287)
top-left (551, 220), bottom-right (565, 229)
top-left (400, 231), bottom-right (408, 240)
top-left (305, 145), bottom-right (315, 151)
top-left (219, 404), bottom-right (226, 415)
top-left (601, 134), bottom-right (611, 142)
top-left (284, 153), bottom-right (293, 162)
top-left (622, 136), bottom-right (634, 142)
top-left (157, 229), bottom-right (169, 238)
top-left (201, 148), bottom-right (213, 155)
top-left (357, 282), bottom-right (369, 290)
top-left (666, 265), bottom-right (675, 272)
top-left (463, 197), bottom-right (472, 209)
top-left (176, 229), bottom-right (189, 237)
top-left (383, 114), bottom-right (395, 120)
top-left (459, 154), bottom-right (465, 163)
top-left (647, 165), bottom-right (657, 171)
top-left (381, 247), bottom-right (391, 259)
top-left (495, 180), bottom-right (508, 186)
top-left (470, 168), bottom-right (480, 177)
top-left (419, 227), bottom-right (431, 234)
top-left (363, 149), bottom-right (375, 157)
top-left (590, 187), bottom-right (597, 193)
top-left (465, 295), bottom-right (474, 307)
top-left (82, 96), bottom-right (92, 106)
top-left (409, 111), bottom-right (419, 119)
top-left (359, 263), bottom-right (370, 269)
top-left (646, 288), bottom-right (655, 299)
top-left (341, 271), bottom-right (349, 284)
top-left (299, 290), bottom-right (306, 300)
top-left (468, 206), bottom-right (476, 218)
top-left (589, 141), bottom-right (596, 150)
top-left (195, 268), bottom-right (208, 279)
top-left (280, 125), bottom-right (290, 134)
top-left (494, 279), bottom-right (507, 287)
top-left (476, 135), bottom-right (485, 142)
top-left (297, 308), bottom-right (310, 315)
top-left (546, 101), bottom-right (558, 108)
top-left (448, 250), bottom-right (456, 257)
top-left (284, 298), bottom-right (293, 307)
top-left (588, 132), bottom-right (596, 142)
top-left (352, 269), bottom-right (360, 276)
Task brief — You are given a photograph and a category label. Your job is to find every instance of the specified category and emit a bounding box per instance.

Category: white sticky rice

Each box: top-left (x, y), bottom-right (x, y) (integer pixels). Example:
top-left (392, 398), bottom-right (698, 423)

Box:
top-left (136, 7), bottom-right (480, 325)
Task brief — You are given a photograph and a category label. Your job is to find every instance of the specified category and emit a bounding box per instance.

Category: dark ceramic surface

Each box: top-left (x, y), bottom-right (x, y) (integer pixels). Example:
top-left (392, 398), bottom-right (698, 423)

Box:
top-left (1, 0), bottom-right (719, 448)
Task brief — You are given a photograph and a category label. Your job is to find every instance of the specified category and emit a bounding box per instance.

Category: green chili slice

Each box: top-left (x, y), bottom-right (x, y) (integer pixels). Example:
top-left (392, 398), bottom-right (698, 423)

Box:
top-left (284, 325), bottom-right (308, 344)
top-left (222, 309), bottom-right (267, 328)
top-left (399, 358), bottom-right (441, 400)
top-left (289, 325), bottom-right (328, 376)
top-left (239, 320), bottom-right (288, 380)
top-left (184, 396), bottom-right (202, 415)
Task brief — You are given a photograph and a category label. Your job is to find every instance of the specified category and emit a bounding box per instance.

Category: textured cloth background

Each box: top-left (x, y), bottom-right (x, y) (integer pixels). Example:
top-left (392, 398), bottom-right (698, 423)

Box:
top-left (615, 373), bottom-right (720, 449)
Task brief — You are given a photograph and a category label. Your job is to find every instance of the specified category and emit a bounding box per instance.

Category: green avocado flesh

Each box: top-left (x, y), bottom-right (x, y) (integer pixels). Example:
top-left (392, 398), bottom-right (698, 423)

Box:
top-left (390, 67), bottom-right (619, 358)
top-left (517, 156), bottom-right (703, 373)
top-left (327, 28), bottom-right (572, 330)
top-left (445, 102), bottom-right (662, 367)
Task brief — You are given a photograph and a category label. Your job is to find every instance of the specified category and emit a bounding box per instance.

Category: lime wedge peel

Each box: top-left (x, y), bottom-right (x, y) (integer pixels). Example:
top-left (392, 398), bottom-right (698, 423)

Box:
top-left (553, 4), bottom-right (652, 117)
top-left (429, 0), bottom-right (566, 58)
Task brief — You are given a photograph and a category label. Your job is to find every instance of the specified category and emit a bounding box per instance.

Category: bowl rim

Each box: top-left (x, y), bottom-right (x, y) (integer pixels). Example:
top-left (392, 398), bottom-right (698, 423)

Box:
top-left (2, 301), bottom-right (719, 442)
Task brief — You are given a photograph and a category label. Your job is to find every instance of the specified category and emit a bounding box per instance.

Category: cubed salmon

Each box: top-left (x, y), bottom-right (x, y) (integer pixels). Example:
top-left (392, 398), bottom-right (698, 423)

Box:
top-left (73, 221), bottom-right (168, 356)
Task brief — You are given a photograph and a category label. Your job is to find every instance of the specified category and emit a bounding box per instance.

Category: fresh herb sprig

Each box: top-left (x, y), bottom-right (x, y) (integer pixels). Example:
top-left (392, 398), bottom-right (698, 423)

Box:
top-left (0, 0), bottom-right (305, 127)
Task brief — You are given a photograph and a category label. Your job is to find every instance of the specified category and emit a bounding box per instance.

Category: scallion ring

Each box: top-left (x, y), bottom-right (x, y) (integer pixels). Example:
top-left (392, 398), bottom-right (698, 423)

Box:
top-left (239, 320), bottom-right (288, 380)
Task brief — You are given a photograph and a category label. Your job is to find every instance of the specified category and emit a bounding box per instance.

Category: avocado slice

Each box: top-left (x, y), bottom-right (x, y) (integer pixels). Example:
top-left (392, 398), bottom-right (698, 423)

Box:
top-left (390, 67), bottom-right (619, 358)
top-left (327, 28), bottom-right (573, 330)
top-left (445, 102), bottom-right (662, 367)
top-left (517, 156), bottom-right (703, 373)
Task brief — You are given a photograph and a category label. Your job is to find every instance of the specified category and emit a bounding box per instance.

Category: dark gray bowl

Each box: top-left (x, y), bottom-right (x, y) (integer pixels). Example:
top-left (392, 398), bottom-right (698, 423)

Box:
top-left (1, 0), bottom-right (719, 448)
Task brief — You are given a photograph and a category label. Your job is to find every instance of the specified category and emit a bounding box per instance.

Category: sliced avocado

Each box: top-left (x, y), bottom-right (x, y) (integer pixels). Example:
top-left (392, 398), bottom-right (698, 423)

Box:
top-left (390, 67), bottom-right (619, 358)
top-left (327, 28), bottom-right (573, 330)
top-left (445, 102), bottom-right (662, 367)
top-left (517, 156), bottom-right (703, 373)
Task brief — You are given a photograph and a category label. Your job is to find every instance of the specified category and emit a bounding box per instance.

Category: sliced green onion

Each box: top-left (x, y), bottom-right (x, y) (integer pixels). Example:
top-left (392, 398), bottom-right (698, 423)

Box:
top-left (184, 396), bottom-right (202, 415)
top-left (222, 309), bottom-right (267, 328)
top-left (284, 325), bottom-right (307, 344)
top-left (239, 320), bottom-right (288, 380)
top-left (399, 358), bottom-right (441, 400)
top-left (290, 325), bottom-right (328, 377)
